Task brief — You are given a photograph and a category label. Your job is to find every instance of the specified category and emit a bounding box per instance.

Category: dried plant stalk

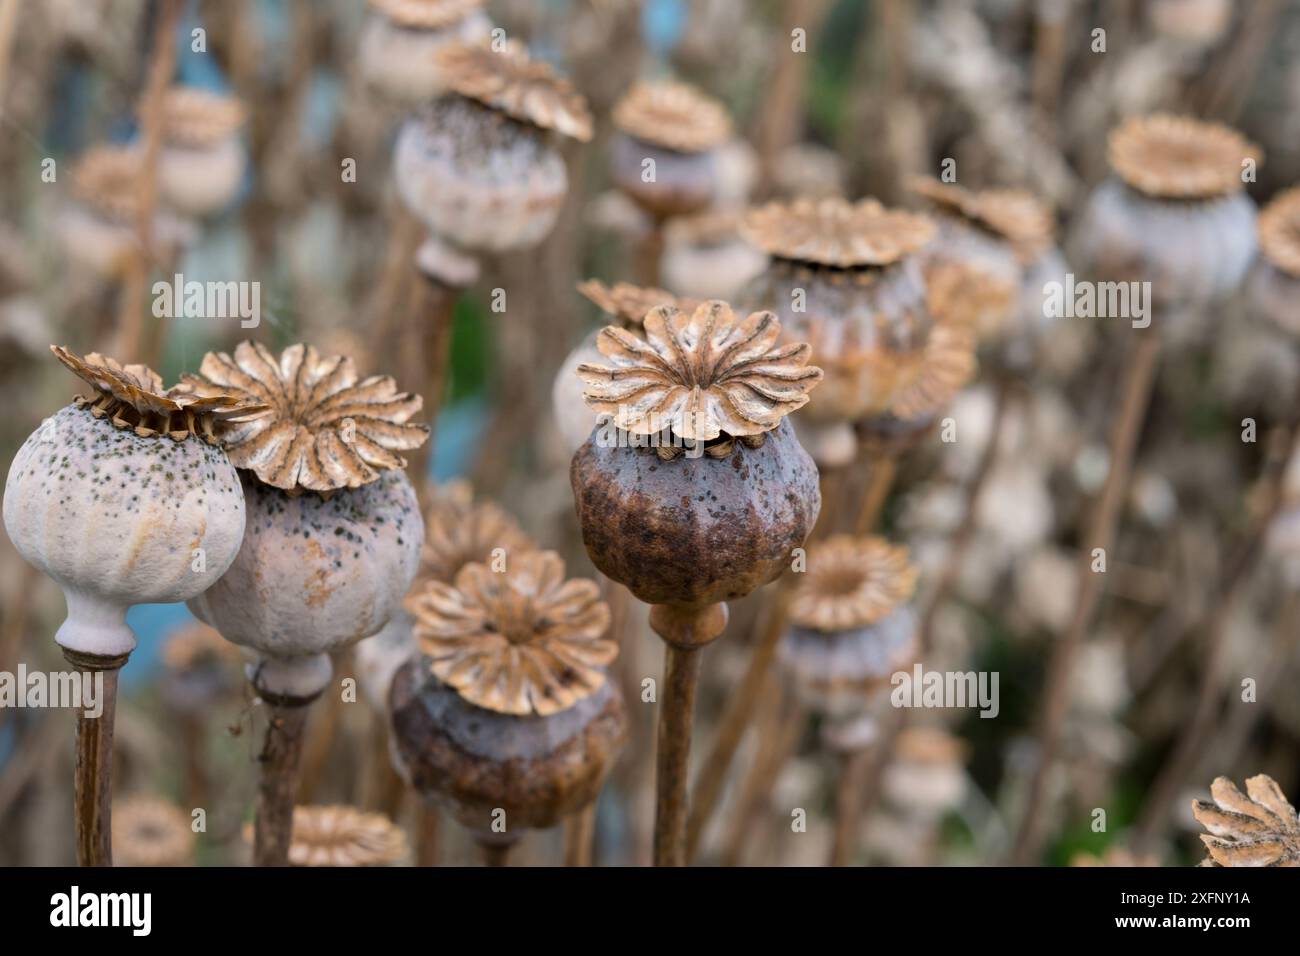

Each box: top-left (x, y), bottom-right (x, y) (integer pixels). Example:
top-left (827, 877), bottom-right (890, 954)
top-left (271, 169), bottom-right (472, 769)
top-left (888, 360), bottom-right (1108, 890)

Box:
top-left (564, 804), bottom-right (597, 867)
top-left (650, 602), bottom-right (728, 866)
top-left (63, 648), bottom-right (128, 867)
top-left (254, 700), bottom-right (313, 867)
top-left (1010, 330), bottom-right (1161, 864)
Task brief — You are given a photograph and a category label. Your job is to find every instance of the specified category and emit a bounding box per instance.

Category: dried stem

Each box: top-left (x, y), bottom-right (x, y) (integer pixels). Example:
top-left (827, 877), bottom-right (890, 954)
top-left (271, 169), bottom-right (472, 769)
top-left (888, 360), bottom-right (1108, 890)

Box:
top-left (406, 273), bottom-right (459, 491)
top-left (635, 219), bottom-right (665, 288)
top-left (720, 693), bottom-right (806, 867)
top-left (479, 839), bottom-right (511, 867)
top-left (62, 648), bottom-right (128, 867)
top-left (254, 698), bottom-right (314, 867)
top-left (917, 377), bottom-right (1013, 653)
top-left (649, 602), bottom-right (728, 867)
top-left (114, 0), bottom-right (181, 359)
top-left (753, 0), bottom-right (831, 195)
top-left (1009, 329), bottom-right (1161, 864)
top-left (830, 746), bottom-right (871, 866)
top-left (1130, 418), bottom-right (1300, 852)
top-left (563, 804), bottom-right (597, 867)
top-left (415, 804), bottom-right (440, 867)
top-left (854, 452), bottom-right (899, 535)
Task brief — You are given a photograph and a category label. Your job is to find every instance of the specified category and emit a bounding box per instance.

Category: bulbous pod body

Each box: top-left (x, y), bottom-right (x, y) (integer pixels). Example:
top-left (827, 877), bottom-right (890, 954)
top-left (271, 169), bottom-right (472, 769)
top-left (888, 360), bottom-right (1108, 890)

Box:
top-left (359, 9), bottom-right (492, 104)
top-left (570, 418), bottom-right (820, 610)
top-left (389, 657), bottom-right (627, 836)
top-left (551, 330), bottom-right (604, 455)
top-left (777, 605), bottom-right (917, 718)
top-left (3, 404), bottom-right (246, 656)
top-left (394, 96), bottom-right (567, 253)
top-left (158, 137), bottom-right (247, 218)
top-left (188, 470), bottom-right (422, 687)
top-left (1073, 178), bottom-right (1257, 309)
top-left (736, 257), bottom-right (934, 421)
top-left (608, 132), bottom-right (717, 220)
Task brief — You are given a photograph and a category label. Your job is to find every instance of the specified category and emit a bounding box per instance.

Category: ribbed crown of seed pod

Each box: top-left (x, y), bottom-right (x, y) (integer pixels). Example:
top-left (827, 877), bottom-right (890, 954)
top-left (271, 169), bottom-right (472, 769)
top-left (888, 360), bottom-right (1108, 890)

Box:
top-left (1257, 186), bottom-right (1300, 278)
top-left (421, 480), bottom-right (534, 584)
top-left (1107, 114), bottom-right (1262, 200)
top-left (180, 342), bottom-right (428, 494)
top-left (907, 176), bottom-right (1053, 260)
top-left (1192, 774), bottom-right (1300, 867)
top-left (743, 198), bottom-right (935, 269)
top-left (436, 40), bottom-right (593, 142)
top-left (787, 535), bottom-right (918, 632)
top-left (70, 145), bottom-right (143, 222)
top-left (285, 806), bottom-right (408, 867)
top-left (156, 87), bottom-right (246, 148)
top-left (578, 278), bottom-right (702, 331)
top-left (578, 300), bottom-right (823, 443)
top-left (406, 549), bottom-right (616, 717)
top-left (873, 320), bottom-right (978, 423)
top-left (52, 346), bottom-right (265, 444)
top-left (112, 797), bottom-right (197, 867)
top-left (612, 80), bottom-right (732, 153)
top-left (369, 0), bottom-right (484, 29)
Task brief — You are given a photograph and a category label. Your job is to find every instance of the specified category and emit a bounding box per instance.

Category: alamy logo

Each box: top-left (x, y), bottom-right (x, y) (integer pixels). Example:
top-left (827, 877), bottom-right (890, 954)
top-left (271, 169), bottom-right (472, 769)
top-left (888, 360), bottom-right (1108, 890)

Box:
top-left (152, 272), bottom-right (261, 328)
top-left (1042, 273), bottom-right (1152, 329)
top-left (0, 665), bottom-right (103, 718)
top-left (593, 412), bottom-right (705, 459)
top-left (50, 886), bottom-right (151, 936)
top-left (890, 664), bottom-right (1000, 719)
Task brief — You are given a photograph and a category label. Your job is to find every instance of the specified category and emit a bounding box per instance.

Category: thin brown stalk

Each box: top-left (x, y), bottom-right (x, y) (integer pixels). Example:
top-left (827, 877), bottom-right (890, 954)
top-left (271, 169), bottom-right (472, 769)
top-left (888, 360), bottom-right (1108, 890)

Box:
top-left (254, 699), bottom-right (314, 867)
top-left (854, 452), bottom-right (899, 535)
top-left (1009, 330), bottom-right (1161, 864)
top-left (917, 377), bottom-right (1013, 654)
top-left (635, 220), bottom-right (665, 288)
top-left (564, 804), bottom-right (597, 867)
top-left (479, 840), bottom-right (511, 867)
top-left (406, 273), bottom-right (459, 492)
top-left (62, 648), bottom-right (129, 867)
top-left (114, 0), bottom-right (181, 360)
top-left (416, 804), bottom-right (440, 867)
top-left (1130, 419), bottom-right (1300, 852)
top-left (719, 693), bottom-right (806, 867)
top-left (830, 746), bottom-right (871, 866)
top-left (361, 713), bottom-right (406, 818)
top-left (753, 0), bottom-right (831, 195)
top-left (649, 602), bottom-right (728, 867)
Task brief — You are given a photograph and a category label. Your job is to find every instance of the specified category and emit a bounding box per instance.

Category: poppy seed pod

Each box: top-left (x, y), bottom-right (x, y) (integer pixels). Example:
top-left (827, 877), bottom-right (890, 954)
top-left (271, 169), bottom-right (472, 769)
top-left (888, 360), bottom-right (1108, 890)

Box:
top-left (3, 348), bottom-right (261, 657)
top-left (738, 198), bottom-right (940, 421)
top-left (660, 211), bottom-right (766, 301)
top-left (57, 146), bottom-right (195, 279)
top-left (393, 41), bottom-right (592, 255)
top-left (1073, 114), bottom-right (1261, 310)
top-left (571, 300), bottom-right (824, 610)
top-left (181, 342), bottom-right (428, 700)
top-left (359, 0), bottom-right (492, 103)
top-left (155, 87), bottom-right (248, 218)
top-left (1247, 186), bottom-right (1300, 337)
top-left (391, 551), bottom-right (626, 838)
top-left (778, 535), bottom-right (919, 717)
top-left (609, 81), bottom-right (732, 219)
top-left (909, 176), bottom-right (1054, 342)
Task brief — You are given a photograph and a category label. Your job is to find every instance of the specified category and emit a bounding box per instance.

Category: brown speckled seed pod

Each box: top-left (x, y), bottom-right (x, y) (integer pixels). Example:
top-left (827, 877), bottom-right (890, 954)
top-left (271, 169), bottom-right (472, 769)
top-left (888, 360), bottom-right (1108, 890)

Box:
top-left (389, 656), bottom-right (627, 836)
top-left (571, 416), bottom-right (820, 609)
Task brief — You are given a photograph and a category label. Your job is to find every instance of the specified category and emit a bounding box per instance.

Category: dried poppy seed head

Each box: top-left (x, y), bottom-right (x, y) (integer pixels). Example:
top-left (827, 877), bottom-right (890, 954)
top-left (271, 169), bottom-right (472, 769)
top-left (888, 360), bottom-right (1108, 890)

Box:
top-left (743, 198), bottom-right (936, 270)
top-left (437, 39), bottom-right (593, 142)
top-left (858, 321), bottom-right (978, 436)
top-left (1108, 114), bottom-right (1261, 200)
top-left (577, 300), bottom-right (823, 444)
top-left (181, 341), bottom-right (428, 495)
top-left (908, 176), bottom-right (1053, 263)
top-left (112, 797), bottom-right (196, 867)
top-left (787, 535), bottom-right (918, 632)
top-left (389, 655), bottom-right (627, 835)
top-left (1192, 774), bottom-right (1300, 867)
top-left (282, 806), bottom-right (408, 867)
top-left (1248, 187), bottom-right (1300, 336)
top-left (612, 80), bottom-right (732, 154)
top-left (407, 550), bottom-right (616, 717)
top-left (661, 210), bottom-right (767, 301)
top-left (360, 0), bottom-right (491, 103)
top-left (155, 86), bottom-right (245, 148)
top-left (608, 81), bottom-right (730, 218)
top-left (778, 536), bottom-right (919, 718)
top-left (1257, 186), bottom-right (1300, 279)
top-left (421, 480), bottom-right (534, 584)
top-left (3, 349), bottom-right (251, 657)
top-left (577, 278), bottom-right (703, 331)
top-left (154, 87), bottom-right (247, 218)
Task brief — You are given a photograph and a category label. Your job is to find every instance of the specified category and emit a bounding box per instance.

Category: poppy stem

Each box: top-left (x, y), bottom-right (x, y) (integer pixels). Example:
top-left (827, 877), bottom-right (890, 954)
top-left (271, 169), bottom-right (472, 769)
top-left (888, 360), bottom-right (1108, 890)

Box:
top-left (62, 648), bottom-right (129, 867)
